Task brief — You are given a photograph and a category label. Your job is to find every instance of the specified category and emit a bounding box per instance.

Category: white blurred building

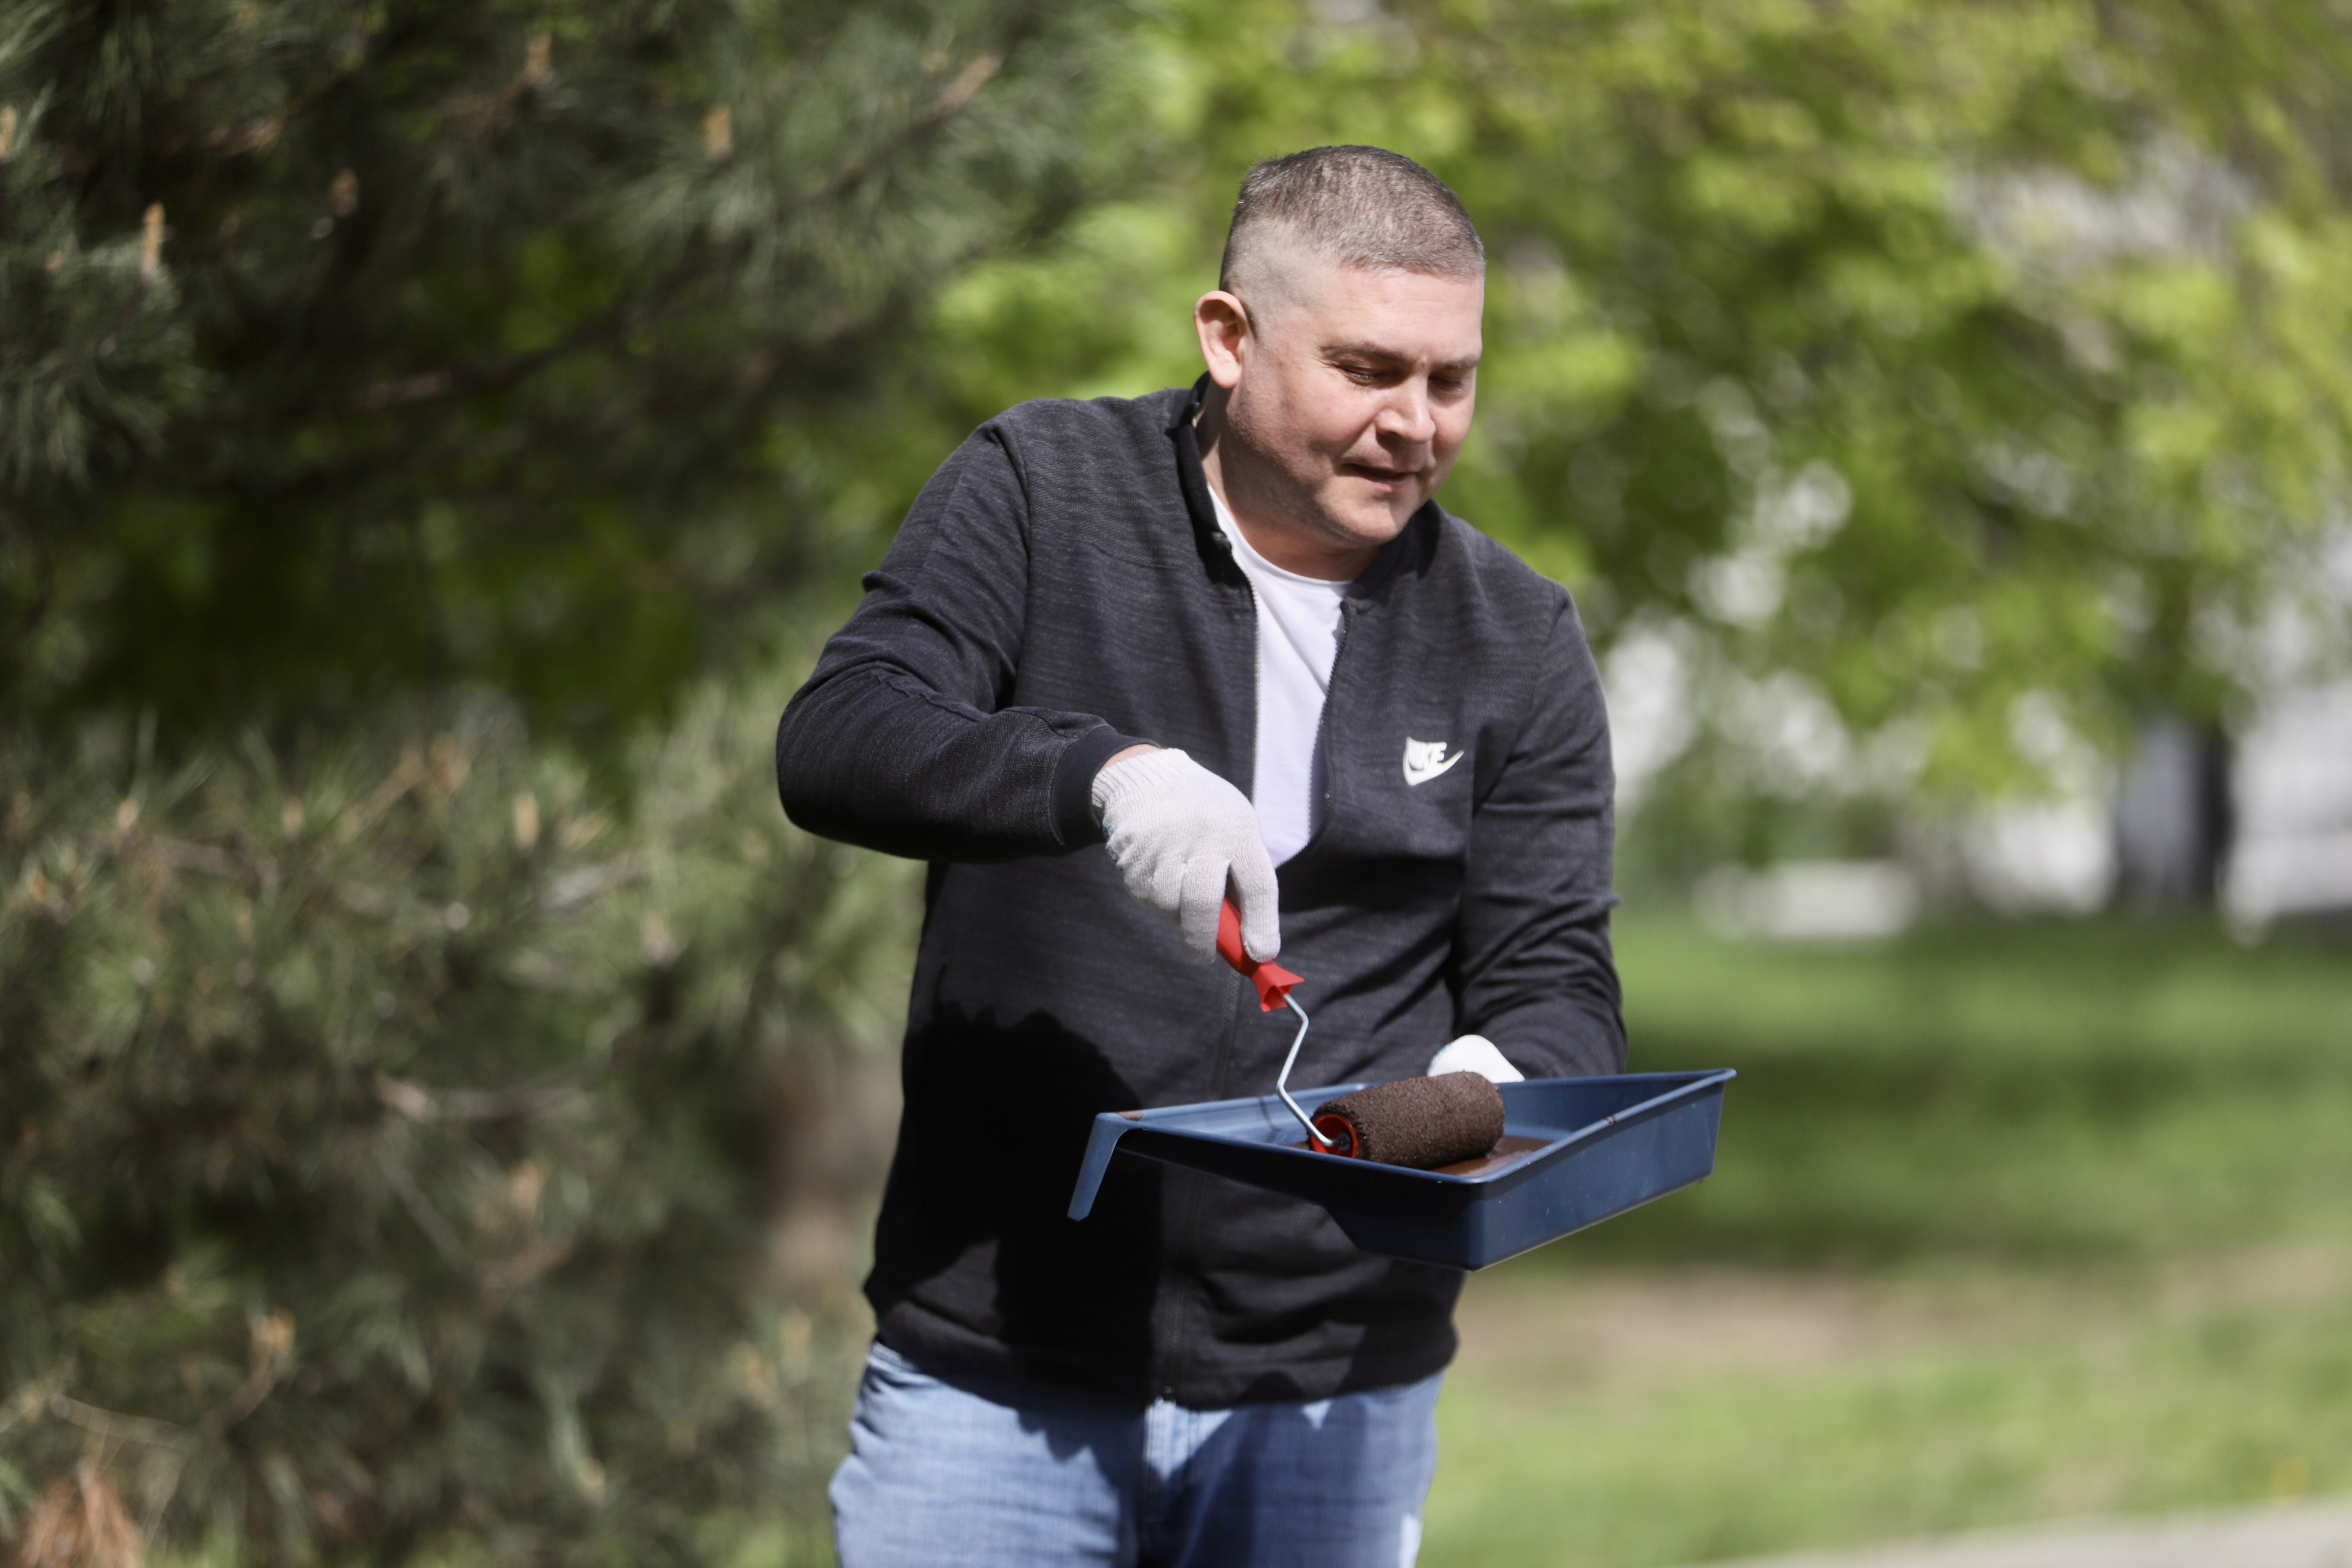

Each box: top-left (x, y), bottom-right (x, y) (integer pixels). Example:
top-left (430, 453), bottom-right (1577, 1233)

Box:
top-left (2223, 680), bottom-right (2352, 932)
top-left (1608, 623), bottom-right (2352, 937)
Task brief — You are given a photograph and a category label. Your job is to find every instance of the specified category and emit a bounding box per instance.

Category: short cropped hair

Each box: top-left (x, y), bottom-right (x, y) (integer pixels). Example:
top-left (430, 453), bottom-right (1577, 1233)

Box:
top-left (1217, 145), bottom-right (1485, 296)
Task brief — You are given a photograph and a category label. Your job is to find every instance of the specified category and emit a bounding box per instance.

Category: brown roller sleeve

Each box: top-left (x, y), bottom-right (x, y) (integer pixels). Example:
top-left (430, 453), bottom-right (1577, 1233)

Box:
top-left (1310, 1072), bottom-right (1506, 1168)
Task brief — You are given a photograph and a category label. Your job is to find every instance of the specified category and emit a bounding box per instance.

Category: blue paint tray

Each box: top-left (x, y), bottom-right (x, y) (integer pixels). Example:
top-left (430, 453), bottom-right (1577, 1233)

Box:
top-left (1067, 1070), bottom-right (1734, 1271)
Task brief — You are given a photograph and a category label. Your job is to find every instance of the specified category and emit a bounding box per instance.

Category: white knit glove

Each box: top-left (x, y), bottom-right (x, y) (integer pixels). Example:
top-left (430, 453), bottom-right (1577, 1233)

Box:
top-left (1093, 748), bottom-right (1281, 964)
top-left (1427, 1034), bottom-right (1524, 1084)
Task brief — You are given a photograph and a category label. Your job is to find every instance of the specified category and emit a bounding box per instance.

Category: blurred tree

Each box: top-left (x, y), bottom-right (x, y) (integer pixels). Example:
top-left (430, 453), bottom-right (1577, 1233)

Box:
top-left (0, 0), bottom-right (1118, 749)
top-left (0, 3), bottom-right (1102, 1563)
top-left (0, 678), bottom-right (920, 1566)
top-left (922, 0), bottom-right (2352, 877)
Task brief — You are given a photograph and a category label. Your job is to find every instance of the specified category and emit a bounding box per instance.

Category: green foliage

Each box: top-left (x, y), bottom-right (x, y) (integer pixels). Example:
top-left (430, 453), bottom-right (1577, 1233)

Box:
top-left (0, 4), bottom-right (1110, 1559)
top-left (0, 0), bottom-right (1121, 745)
top-left (0, 667), bottom-right (919, 1565)
top-left (928, 0), bottom-right (2352, 811)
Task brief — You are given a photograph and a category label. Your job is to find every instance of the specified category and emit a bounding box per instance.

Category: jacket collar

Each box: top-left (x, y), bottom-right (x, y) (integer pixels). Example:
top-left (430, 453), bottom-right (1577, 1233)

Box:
top-left (1167, 378), bottom-right (1240, 583)
top-left (1165, 375), bottom-right (1429, 602)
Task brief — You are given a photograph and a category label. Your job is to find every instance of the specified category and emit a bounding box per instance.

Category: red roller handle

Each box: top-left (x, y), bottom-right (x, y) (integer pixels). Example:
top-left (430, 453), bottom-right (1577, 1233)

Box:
top-left (1217, 898), bottom-right (1301, 1012)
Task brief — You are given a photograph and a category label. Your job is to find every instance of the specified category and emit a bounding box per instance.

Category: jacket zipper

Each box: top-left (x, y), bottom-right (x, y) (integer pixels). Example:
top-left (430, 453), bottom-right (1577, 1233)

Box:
top-left (1288, 599), bottom-right (1355, 866)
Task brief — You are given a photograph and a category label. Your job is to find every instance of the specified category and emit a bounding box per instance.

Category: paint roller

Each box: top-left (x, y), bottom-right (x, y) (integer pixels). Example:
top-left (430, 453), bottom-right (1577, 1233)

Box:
top-left (1216, 900), bottom-right (1504, 1170)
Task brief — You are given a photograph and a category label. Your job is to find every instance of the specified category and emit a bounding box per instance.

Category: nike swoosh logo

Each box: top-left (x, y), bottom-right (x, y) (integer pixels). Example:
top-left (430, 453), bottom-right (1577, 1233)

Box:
top-left (1402, 738), bottom-right (1464, 786)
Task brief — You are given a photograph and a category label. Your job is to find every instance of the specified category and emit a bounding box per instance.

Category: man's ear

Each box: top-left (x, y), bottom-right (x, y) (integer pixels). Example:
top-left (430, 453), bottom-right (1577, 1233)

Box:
top-left (1193, 291), bottom-right (1251, 390)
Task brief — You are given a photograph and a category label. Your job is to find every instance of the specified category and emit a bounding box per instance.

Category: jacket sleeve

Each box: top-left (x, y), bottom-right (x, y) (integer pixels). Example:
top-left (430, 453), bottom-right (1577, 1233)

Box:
top-left (776, 425), bottom-right (1144, 862)
top-left (1453, 597), bottom-right (1628, 1076)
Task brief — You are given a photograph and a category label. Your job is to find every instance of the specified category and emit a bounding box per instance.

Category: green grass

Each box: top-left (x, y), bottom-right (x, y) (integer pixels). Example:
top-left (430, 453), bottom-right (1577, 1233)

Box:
top-left (1573, 915), bottom-right (2352, 1268)
top-left (1420, 914), bottom-right (2352, 1566)
top-left (1424, 1275), bottom-right (2352, 1566)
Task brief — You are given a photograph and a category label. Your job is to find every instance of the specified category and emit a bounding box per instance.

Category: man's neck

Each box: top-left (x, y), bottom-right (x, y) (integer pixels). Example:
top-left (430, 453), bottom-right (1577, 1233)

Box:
top-left (1195, 395), bottom-right (1377, 582)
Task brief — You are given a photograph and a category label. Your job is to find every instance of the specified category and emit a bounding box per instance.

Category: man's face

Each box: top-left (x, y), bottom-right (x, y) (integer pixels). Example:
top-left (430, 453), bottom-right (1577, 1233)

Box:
top-left (1199, 247), bottom-right (1483, 567)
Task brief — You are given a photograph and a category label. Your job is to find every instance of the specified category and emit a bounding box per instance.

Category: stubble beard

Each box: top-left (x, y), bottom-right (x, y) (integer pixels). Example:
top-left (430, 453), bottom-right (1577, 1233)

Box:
top-left (1218, 387), bottom-right (1409, 558)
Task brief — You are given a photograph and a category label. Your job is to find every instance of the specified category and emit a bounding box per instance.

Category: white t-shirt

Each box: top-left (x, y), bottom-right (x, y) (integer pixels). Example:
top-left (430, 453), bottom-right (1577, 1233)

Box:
top-left (1208, 484), bottom-right (1350, 867)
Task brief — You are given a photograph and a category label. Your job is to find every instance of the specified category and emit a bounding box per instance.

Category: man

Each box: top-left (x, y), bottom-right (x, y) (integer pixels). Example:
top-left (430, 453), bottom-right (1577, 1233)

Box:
top-left (777, 145), bottom-right (1623, 1566)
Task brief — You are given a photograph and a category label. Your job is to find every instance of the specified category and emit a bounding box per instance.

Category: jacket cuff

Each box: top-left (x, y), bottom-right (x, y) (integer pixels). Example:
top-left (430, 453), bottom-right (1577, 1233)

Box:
top-left (1052, 727), bottom-right (1152, 847)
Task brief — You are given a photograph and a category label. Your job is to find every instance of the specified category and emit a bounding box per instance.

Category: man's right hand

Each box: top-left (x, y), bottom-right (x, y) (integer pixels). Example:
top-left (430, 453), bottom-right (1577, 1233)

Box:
top-left (1092, 747), bottom-right (1281, 965)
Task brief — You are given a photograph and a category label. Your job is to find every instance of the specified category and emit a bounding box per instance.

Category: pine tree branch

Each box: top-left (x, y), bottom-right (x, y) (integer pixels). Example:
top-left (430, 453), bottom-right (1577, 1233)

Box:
top-left (765, 9), bottom-right (858, 114)
top-left (0, 1369), bottom-right (69, 1441)
top-left (202, 1311), bottom-right (295, 1437)
top-left (179, 299), bottom-right (877, 511)
top-left (799, 38), bottom-right (1016, 205)
top-left (337, 17), bottom-right (1035, 421)
top-left (374, 1071), bottom-right (593, 1124)
top-left (375, 1143), bottom-right (466, 1266)
top-left (146, 8), bottom-right (1043, 524)
top-left (540, 855), bottom-right (645, 913)
top-left (458, 30), bottom-right (553, 142)
top-left (138, 835), bottom-right (256, 885)
top-left (46, 1393), bottom-right (185, 1449)
top-left (337, 306), bottom-right (632, 415)
top-left (478, 1239), bottom-right (573, 1295)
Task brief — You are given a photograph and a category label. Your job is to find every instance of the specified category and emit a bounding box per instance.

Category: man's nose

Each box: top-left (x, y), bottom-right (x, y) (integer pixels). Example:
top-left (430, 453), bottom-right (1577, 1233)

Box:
top-left (1376, 381), bottom-right (1438, 447)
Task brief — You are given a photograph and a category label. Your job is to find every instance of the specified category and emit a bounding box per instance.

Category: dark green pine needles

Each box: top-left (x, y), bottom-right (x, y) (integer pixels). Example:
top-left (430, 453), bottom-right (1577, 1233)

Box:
top-left (0, 0), bottom-right (1119, 749)
top-left (0, 2), bottom-right (1116, 1562)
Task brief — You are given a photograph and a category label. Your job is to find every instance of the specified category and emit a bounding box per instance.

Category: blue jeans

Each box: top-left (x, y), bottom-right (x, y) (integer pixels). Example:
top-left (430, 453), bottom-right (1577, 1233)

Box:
top-left (830, 1341), bottom-right (1442, 1568)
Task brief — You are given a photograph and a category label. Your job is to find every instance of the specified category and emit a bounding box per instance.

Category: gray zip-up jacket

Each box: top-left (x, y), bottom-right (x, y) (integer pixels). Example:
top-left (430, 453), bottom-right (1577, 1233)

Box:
top-left (776, 381), bottom-right (1623, 1408)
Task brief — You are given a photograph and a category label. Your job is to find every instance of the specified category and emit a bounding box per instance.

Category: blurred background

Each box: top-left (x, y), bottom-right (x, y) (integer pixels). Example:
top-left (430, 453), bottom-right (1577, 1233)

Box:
top-left (4, 1), bottom-right (2350, 1564)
